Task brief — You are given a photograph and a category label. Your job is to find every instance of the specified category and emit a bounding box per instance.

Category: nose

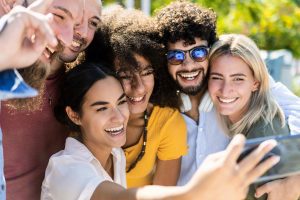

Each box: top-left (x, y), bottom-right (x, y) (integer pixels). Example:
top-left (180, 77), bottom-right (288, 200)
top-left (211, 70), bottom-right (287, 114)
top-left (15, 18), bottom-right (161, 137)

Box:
top-left (182, 53), bottom-right (196, 71)
top-left (111, 108), bottom-right (126, 123)
top-left (131, 74), bottom-right (146, 94)
top-left (74, 19), bottom-right (88, 39)
top-left (220, 80), bottom-right (233, 95)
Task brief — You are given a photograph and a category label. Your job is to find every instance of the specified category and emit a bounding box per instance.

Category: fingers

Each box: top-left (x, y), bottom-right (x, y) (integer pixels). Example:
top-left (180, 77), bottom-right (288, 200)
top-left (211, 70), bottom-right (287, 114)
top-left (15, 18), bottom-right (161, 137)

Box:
top-left (28, 0), bottom-right (54, 14)
top-left (238, 139), bottom-right (277, 174)
top-left (255, 182), bottom-right (273, 198)
top-left (223, 134), bottom-right (246, 166)
top-left (247, 155), bottom-right (280, 186)
top-left (24, 11), bottom-right (57, 47)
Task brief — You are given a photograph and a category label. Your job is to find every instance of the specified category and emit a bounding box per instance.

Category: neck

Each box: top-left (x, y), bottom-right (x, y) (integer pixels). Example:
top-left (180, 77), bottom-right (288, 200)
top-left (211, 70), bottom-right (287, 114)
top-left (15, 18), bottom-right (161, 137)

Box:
top-left (184, 92), bottom-right (203, 122)
top-left (128, 104), bottom-right (153, 123)
top-left (49, 59), bottom-right (64, 76)
top-left (84, 139), bottom-right (112, 172)
top-left (129, 112), bottom-right (145, 122)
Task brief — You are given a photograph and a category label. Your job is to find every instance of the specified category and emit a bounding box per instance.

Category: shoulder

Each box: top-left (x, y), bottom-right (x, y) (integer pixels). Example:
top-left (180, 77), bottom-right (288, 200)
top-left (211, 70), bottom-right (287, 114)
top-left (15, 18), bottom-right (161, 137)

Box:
top-left (150, 106), bottom-right (183, 124)
top-left (42, 141), bottom-right (107, 200)
top-left (247, 115), bottom-right (290, 139)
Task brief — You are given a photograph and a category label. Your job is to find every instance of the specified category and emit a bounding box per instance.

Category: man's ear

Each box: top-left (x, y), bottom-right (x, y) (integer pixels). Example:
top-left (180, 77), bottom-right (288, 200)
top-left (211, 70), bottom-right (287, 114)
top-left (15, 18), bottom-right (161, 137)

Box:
top-left (65, 106), bottom-right (81, 125)
top-left (252, 80), bottom-right (260, 92)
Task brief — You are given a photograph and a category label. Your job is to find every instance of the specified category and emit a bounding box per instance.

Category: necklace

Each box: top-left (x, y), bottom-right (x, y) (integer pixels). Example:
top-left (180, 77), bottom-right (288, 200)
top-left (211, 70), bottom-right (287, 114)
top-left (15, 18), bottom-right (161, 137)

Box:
top-left (126, 110), bottom-right (148, 173)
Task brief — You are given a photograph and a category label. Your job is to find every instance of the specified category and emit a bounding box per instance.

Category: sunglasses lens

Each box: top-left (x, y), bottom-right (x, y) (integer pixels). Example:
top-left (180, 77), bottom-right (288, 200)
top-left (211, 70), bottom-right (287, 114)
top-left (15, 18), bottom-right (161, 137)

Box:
top-left (191, 47), bottom-right (208, 62)
top-left (167, 51), bottom-right (185, 65)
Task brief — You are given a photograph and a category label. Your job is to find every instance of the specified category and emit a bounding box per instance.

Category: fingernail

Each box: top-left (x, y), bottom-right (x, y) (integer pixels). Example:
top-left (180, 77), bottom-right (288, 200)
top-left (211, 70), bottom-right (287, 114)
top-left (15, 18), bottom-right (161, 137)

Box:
top-left (272, 155), bottom-right (280, 164)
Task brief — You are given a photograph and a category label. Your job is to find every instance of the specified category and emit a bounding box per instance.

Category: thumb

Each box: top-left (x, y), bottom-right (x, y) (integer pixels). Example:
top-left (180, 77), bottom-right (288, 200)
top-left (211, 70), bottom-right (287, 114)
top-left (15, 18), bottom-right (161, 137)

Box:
top-left (255, 183), bottom-right (271, 198)
top-left (28, 0), bottom-right (53, 14)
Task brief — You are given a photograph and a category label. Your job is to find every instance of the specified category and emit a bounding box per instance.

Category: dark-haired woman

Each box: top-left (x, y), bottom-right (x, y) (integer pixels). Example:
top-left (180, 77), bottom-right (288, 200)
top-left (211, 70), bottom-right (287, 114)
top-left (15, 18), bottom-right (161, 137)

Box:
top-left (86, 7), bottom-right (187, 188)
top-left (41, 61), bottom-right (280, 200)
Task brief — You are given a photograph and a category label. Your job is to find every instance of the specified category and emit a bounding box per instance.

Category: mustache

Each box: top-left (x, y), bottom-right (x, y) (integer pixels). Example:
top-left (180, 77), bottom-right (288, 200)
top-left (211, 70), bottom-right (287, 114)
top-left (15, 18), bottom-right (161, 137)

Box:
top-left (73, 35), bottom-right (87, 47)
top-left (176, 68), bottom-right (205, 76)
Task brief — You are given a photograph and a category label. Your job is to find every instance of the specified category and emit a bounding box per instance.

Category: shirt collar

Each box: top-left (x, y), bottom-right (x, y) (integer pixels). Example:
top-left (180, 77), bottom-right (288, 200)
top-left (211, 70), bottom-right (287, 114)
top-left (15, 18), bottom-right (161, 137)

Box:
top-left (64, 137), bottom-right (120, 162)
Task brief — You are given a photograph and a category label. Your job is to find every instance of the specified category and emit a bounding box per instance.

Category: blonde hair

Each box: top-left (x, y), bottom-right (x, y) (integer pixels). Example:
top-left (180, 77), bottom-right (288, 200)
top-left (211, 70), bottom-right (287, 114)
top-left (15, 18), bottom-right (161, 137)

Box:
top-left (209, 34), bottom-right (285, 137)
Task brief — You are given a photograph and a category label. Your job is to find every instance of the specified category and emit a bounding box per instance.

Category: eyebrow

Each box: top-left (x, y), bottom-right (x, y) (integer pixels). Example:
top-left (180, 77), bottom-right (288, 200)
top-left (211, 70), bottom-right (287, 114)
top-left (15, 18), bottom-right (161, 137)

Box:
top-left (53, 6), bottom-right (73, 19)
top-left (90, 93), bottom-right (126, 106)
top-left (210, 72), bottom-right (246, 77)
top-left (90, 16), bottom-right (101, 22)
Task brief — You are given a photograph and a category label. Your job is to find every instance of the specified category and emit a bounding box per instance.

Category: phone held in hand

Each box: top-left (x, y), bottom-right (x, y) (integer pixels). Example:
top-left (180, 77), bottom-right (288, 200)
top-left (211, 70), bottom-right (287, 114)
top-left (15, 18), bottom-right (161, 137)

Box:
top-left (237, 134), bottom-right (300, 183)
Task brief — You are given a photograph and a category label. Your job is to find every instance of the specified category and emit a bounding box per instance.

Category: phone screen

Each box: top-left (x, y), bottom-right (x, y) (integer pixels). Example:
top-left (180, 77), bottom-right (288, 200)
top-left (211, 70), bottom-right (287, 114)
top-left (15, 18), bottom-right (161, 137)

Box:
top-left (238, 134), bottom-right (300, 183)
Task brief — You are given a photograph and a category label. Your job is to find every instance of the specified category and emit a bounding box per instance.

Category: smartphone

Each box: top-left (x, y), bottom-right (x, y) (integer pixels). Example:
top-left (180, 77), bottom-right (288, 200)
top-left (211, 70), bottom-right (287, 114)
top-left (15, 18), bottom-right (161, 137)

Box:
top-left (237, 134), bottom-right (300, 183)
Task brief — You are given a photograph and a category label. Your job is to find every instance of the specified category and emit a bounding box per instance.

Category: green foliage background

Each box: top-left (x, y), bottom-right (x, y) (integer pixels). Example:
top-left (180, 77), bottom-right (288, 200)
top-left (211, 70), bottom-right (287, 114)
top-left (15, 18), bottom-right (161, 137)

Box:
top-left (104, 0), bottom-right (300, 58)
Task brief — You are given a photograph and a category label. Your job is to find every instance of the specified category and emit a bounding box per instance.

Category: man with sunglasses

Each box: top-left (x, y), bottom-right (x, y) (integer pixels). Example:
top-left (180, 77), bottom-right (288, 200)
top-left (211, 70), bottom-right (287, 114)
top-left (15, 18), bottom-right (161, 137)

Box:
top-left (155, 1), bottom-right (300, 196)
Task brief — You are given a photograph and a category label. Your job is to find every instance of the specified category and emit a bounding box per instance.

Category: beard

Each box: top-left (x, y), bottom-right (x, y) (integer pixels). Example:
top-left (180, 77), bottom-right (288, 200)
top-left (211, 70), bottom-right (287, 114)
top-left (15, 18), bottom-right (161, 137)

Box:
top-left (176, 68), bottom-right (206, 96)
top-left (177, 82), bottom-right (203, 96)
top-left (5, 41), bottom-right (65, 111)
top-left (5, 60), bottom-right (50, 112)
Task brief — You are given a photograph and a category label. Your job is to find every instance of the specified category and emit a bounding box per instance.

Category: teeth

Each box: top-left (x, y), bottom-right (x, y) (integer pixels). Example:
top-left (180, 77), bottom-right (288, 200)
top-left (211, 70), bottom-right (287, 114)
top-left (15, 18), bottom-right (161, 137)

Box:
top-left (179, 71), bottom-right (200, 80)
top-left (43, 49), bottom-right (51, 59)
top-left (105, 125), bottom-right (124, 135)
top-left (72, 40), bottom-right (81, 48)
top-left (46, 46), bottom-right (55, 54)
top-left (218, 97), bottom-right (237, 103)
top-left (128, 96), bottom-right (144, 102)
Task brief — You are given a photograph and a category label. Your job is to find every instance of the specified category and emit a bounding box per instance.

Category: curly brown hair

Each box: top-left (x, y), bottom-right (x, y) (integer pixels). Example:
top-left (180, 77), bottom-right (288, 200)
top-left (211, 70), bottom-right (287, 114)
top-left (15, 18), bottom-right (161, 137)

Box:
top-left (85, 6), bottom-right (180, 108)
top-left (154, 0), bottom-right (218, 47)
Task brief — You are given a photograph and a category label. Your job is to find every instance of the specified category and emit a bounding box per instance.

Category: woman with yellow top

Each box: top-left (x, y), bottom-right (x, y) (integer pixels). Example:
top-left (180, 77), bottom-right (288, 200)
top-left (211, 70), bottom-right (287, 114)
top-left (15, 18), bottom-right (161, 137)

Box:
top-left (86, 6), bottom-right (188, 187)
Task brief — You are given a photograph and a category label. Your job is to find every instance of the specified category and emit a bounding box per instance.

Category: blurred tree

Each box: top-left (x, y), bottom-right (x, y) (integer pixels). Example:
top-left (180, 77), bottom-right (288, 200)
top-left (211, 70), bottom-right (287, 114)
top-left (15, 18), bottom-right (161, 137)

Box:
top-left (151, 0), bottom-right (300, 58)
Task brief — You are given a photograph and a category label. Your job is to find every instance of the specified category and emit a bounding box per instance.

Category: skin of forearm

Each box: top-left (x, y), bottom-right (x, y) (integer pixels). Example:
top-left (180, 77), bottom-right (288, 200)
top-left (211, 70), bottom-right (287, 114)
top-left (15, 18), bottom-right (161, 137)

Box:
top-left (135, 185), bottom-right (188, 200)
top-left (0, 15), bottom-right (12, 70)
top-left (93, 182), bottom-right (194, 200)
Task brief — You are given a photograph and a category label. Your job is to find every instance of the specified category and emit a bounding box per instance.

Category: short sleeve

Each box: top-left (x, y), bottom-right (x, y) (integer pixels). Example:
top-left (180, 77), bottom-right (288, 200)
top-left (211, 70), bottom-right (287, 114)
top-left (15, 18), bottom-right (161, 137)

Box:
top-left (157, 109), bottom-right (188, 160)
top-left (41, 157), bottom-right (104, 200)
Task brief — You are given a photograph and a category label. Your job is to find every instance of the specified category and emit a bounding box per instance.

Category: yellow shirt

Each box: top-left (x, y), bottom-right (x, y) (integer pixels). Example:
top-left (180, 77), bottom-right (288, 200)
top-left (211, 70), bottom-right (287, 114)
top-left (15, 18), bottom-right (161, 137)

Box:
top-left (124, 106), bottom-right (187, 187)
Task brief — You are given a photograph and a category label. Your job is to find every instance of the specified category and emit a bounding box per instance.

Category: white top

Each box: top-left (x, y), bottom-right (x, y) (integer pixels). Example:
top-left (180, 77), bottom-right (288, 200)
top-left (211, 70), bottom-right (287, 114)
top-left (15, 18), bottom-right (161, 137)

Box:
top-left (41, 137), bottom-right (127, 200)
top-left (177, 77), bottom-right (300, 186)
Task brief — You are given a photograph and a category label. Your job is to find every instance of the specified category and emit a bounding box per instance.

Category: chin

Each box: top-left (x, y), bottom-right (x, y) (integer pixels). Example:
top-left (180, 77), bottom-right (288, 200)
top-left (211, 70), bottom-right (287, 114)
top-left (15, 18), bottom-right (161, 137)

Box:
top-left (58, 54), bottom-right (79, 63)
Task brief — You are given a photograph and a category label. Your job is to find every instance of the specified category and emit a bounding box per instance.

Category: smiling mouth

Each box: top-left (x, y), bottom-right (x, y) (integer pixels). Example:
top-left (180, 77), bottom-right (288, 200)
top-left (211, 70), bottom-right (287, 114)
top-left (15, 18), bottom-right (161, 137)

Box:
top-left (69, 39), bottom-right (84, 52)
top-left (177, 69), bottom-right (202, 81)
top-left (42, 46), bottom-right (56, 61)
top-left (127, 95), bottom-right (145, 103)
top-left (105, 125), bottom-right (125, 136)
top-left (218, 97), bottom-right (238, 104)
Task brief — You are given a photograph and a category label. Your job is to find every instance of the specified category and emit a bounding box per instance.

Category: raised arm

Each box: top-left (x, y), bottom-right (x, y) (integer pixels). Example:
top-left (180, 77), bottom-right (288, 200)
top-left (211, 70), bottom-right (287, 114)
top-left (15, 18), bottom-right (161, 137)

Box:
top-left (91, 135), bottom-right (279, 200)
top-left (0, 0), bottom-right (57, 70)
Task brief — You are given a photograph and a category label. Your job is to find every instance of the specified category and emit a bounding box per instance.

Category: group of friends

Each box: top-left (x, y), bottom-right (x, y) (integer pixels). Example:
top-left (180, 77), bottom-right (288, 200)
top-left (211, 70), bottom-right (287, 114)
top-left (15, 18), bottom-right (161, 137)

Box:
top-left (0, 0), bottom-right (300, 200)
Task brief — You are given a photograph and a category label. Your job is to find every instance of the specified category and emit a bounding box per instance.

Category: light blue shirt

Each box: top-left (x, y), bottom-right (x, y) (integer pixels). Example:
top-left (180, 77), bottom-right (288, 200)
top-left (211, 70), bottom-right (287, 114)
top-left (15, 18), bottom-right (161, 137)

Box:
top-left (177, 107), bottom-right (230, 186)
top-left (0, 69), bottom-right (37, 200)
top-left (177, 77), bottom-right (300, 186)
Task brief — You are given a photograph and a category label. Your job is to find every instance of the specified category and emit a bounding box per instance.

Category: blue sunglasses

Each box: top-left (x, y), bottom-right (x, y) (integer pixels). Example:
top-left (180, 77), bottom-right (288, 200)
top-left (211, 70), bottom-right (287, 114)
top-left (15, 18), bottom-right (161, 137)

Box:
top-left (166, 46), bottom-right (209, 65)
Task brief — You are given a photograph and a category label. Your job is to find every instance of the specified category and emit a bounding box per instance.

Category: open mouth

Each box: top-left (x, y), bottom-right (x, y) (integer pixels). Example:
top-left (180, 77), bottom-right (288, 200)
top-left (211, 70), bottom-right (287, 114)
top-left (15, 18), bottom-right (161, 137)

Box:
top-left (218, 97), bottom-right (238, 104)
top-left (177, 69), bottom-right (203, 81)
top-left (69, 39), bottom-right (84, 52)
top-left (127, 95), bottom-right (145, 103)
top-left (41, 46), bottom-right (56, 62)
top-left (105, 125), bottom-right (125, 137)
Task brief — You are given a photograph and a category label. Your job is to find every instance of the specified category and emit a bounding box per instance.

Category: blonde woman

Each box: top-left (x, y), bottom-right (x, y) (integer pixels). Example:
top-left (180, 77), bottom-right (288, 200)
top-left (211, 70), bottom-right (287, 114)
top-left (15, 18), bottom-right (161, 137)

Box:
top-left (208, 34), bottom-right (300, 200)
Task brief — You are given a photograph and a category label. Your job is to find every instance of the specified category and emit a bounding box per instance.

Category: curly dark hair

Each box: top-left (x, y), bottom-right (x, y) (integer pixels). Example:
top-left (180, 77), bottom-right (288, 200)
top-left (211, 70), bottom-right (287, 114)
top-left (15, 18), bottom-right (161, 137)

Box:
top-left (154, 0), bottom-right (218, 47)
top-left (85, 6), bottom-right (180, 108)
